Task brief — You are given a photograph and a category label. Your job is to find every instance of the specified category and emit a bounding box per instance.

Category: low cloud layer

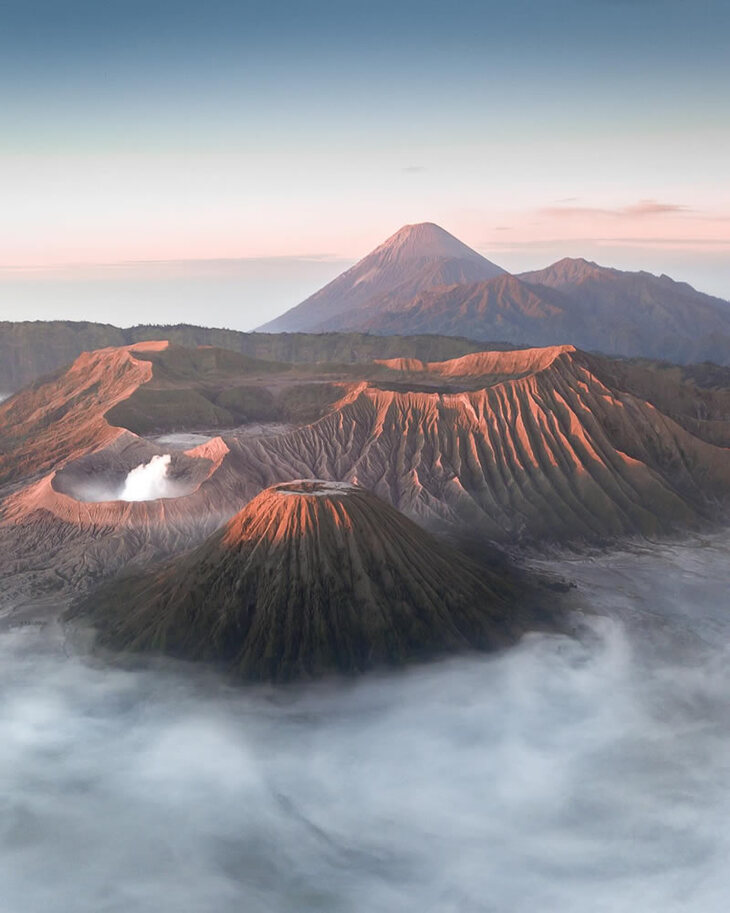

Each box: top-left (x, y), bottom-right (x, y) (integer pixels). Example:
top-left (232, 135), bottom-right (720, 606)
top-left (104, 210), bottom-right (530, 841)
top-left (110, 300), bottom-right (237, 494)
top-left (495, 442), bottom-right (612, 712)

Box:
top-left (1, 535), bottom-right (730, 911)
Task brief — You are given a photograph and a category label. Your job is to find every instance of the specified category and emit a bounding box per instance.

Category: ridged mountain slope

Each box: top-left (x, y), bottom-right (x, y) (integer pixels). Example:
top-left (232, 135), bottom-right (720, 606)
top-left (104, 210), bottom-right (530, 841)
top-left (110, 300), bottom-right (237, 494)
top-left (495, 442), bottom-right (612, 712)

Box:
top-left (350, 262), bottom-right (730, 364)
top-left (519, 258), bottom-right (730, 363)
top-left (359, 274), bottom-right (566, 339)
top-left (0, 341), bottom-right (165, 487)
top-left (224, 346), bottom-right (730, 540)
top-left (3, 343), bottom-right (730, 611)
top-left (71, 481), bottom-right (528, 680)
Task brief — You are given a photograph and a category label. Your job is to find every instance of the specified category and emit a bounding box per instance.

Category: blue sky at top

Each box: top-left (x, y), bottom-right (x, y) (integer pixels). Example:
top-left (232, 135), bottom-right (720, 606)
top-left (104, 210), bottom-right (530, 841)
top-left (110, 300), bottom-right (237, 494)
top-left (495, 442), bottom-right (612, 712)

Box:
top-left (0, 0), bottom-right (727, 324)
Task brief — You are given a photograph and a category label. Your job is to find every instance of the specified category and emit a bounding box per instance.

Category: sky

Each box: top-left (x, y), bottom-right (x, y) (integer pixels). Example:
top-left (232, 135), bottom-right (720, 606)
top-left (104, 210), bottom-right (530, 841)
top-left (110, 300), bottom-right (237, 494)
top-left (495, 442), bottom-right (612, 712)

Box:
top-left (0, 0), bottom-right (728, 328)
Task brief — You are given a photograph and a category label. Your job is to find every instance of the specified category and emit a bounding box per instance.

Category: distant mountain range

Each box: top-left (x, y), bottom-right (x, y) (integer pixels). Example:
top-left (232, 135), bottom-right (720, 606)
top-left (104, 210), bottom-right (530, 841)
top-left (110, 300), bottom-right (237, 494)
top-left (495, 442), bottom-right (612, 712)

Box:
top-left (0, 322), bottom-right (491, 392)
top-left (258, 223), bottom-right (730, 364)
top-left (1, 223), bottom-right (728, 396)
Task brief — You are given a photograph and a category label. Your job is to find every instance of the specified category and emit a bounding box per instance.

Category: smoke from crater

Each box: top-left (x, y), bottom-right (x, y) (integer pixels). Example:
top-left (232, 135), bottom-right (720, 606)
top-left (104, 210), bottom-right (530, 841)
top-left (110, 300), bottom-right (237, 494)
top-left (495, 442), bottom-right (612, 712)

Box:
top-left (67, 453), bottom-right (197, 503)
top-left (119, 453), bottom-right (177, 501)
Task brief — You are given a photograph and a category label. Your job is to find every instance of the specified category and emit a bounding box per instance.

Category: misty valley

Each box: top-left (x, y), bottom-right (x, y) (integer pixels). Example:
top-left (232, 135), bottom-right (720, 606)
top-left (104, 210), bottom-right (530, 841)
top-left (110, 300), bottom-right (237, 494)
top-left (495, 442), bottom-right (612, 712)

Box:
top-left (2, 535), bottom-right (730, 912)
top-left (2, 223), bottom-right (730, 911)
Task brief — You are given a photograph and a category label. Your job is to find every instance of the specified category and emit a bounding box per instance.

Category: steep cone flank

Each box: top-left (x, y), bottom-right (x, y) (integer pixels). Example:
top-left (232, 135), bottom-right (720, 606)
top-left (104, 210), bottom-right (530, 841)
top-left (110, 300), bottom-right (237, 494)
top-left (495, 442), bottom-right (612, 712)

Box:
top-left (73, 481), bottom-right (526, 681)
top-left (257, 223), bottom-right (505, 333)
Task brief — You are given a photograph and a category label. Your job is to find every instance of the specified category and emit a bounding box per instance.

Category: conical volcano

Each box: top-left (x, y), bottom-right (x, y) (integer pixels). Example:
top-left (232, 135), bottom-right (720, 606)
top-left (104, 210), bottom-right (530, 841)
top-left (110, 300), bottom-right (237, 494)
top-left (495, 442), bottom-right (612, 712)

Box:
top-left (72, 480), bottom-right (529, 681)
top-left (257, 222), bottom-right (506, 333)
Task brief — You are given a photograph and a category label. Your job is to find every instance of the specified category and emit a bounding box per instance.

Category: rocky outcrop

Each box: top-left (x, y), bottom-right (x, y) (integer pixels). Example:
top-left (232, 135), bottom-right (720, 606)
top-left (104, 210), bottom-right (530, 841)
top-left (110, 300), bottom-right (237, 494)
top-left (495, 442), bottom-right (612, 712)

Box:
top-left (70, 481), bottom-right (533, 681)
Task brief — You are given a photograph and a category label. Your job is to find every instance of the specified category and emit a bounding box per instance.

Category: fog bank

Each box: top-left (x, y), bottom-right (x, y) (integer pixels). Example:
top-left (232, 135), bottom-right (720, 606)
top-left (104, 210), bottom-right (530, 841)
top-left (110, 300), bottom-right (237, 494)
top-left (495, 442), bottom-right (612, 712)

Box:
top-left (1, 535), bottom-right (730, 912)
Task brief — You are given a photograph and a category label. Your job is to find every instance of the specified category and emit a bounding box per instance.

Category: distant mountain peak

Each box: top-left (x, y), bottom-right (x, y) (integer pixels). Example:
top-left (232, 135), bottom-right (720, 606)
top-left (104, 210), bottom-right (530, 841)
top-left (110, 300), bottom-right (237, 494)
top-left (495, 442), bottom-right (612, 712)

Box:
top-left (520, 257), bottom-right (715, 295)
top-left (371, 222), bottom-right (488, 263)
top-left (552, 256), bottom-right (598, 269)
top-left (521, 257), bottom-right (605, 285)
top-left (257, 222), bottom-right (506, 333)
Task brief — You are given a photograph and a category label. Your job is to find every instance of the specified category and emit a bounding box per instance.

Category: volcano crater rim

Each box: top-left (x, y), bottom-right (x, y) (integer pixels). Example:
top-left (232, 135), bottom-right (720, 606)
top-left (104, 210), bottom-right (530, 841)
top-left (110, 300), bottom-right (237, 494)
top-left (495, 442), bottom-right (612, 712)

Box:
top-left (52, 448), bottom-right (214, 504)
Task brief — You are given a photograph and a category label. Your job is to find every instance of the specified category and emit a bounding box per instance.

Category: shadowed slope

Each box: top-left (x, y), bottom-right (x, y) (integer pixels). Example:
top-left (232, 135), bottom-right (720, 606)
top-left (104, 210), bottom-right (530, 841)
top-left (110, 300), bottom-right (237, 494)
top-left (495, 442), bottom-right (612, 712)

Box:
top-left (360, 274), bottom-right (566, 340)
top-left (518, 258), bottom-right (730, 364)
top-left (71, 481), bottom-right (529, 681)
top-left (582, 355), bottom-right (730, 449)
top-left (351, 264), bottom-right (730, 365)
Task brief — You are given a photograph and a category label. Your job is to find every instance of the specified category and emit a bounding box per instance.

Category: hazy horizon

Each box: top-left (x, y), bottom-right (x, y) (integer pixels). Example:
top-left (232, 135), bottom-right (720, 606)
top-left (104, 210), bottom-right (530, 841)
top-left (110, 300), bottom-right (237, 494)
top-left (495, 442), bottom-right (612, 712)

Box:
top-left (1, 0), bottom-right (728, 327)
top-left (2, 235), bottom-right (729, 330)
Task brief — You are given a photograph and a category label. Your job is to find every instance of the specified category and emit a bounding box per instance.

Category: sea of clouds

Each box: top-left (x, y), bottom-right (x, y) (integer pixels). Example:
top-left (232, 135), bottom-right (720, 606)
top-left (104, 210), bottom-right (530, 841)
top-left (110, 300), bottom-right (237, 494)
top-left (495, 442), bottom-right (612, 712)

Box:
top-left (1, 535), bottom-right (730, 912)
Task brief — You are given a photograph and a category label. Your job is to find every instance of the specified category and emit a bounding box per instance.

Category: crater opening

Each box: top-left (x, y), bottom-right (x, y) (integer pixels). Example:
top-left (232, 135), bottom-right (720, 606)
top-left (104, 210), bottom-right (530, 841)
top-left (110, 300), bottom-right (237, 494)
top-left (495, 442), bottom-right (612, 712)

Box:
top-left (117, 454), bottom-right (178, 501)
top-left (53, 449), bottom-right (213, 503)
top-left (274, 480), bottom-right (358, 497)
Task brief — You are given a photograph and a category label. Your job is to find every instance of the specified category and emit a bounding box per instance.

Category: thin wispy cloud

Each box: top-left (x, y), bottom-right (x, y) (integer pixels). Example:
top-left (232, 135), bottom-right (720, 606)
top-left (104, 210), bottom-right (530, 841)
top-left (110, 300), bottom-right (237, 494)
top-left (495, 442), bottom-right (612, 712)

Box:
top-left (402, 165), bottom-right (427, 173)
top-left (487, 236), bottom-right (730, 250)
top-left (623, 200), bottom-right (692, 216)
top-left (596, 237), bottom-right (730, 250)
top-left (540, 199), bottom-right (692, 219)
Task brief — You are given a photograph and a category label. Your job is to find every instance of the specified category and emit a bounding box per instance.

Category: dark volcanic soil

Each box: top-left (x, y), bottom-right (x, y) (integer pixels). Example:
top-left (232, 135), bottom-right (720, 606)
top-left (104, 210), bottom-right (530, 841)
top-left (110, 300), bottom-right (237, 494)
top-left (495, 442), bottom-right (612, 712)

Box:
top-left (70, 481), bottom-right (555, 680)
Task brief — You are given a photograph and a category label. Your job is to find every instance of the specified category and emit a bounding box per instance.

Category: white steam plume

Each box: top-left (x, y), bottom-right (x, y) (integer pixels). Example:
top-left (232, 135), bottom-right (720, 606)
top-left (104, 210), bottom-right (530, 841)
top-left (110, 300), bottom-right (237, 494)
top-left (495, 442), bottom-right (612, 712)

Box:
top-left (119, 454), bottom-right (176, 501)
